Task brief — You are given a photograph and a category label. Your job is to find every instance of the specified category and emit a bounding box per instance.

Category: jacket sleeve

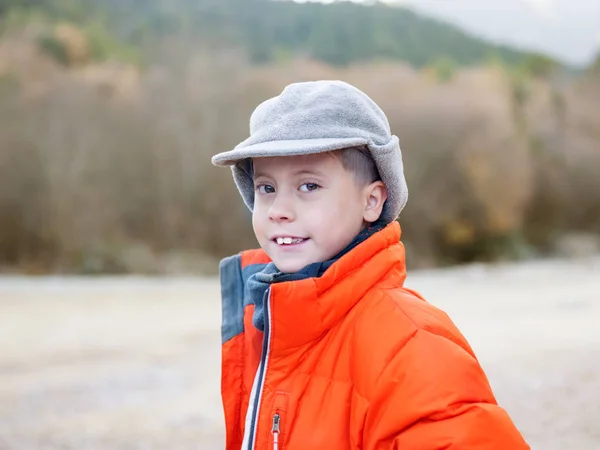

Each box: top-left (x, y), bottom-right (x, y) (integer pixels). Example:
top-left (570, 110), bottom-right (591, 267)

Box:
top-left (363, 328), bottom-right (530, 449)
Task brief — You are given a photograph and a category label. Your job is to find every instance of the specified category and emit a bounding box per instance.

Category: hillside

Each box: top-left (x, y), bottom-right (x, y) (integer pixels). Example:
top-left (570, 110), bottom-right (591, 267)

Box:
top-left (1, 0), bottom-right (557, 68)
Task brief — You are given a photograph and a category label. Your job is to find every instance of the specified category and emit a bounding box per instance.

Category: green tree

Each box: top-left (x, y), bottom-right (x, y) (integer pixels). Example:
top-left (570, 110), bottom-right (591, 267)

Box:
top-left (1, 0), bottom-right (560, 70)
top-left (520, 53), bottom-right (558, 78)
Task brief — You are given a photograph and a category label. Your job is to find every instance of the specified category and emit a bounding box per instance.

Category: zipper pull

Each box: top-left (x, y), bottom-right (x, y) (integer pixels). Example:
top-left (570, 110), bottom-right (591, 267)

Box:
top-left (272, 413), bottom-right (281, 450)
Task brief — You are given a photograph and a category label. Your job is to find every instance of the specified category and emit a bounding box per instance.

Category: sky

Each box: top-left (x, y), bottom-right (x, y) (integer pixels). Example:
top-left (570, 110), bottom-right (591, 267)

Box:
top-left (288, 0), bottom-right (600, 66)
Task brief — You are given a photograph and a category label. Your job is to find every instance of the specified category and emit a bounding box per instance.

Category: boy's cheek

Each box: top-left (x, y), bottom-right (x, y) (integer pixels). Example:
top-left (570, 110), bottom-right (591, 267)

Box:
top-left (252, 204), bottom-right (268, 224)
top-left (251, 209), bottom-right (263, 234)
top-left (252, 207), bottom-right (272, 240)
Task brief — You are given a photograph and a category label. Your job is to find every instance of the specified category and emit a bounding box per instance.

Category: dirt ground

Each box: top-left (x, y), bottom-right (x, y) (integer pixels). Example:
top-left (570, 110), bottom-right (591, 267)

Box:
top-left (1, 256), bottom-right (599, 449)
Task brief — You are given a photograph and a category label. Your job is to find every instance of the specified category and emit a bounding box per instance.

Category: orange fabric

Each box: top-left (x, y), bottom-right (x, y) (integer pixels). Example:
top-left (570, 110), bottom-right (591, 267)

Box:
top-left (241, 249), bottom-right (273, 268)
top-left (221, 333), bottom-right (245, 448)
top-left (221, 222), bottom-right (529, 449)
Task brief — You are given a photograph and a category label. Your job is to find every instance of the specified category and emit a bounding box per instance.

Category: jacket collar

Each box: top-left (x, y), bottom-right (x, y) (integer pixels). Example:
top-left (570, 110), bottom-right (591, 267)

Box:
top-left (267, 221), bottom-right (406, 352)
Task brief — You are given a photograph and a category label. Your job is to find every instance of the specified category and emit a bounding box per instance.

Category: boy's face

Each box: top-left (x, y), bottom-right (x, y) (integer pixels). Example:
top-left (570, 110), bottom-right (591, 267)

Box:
top-left (252, 153), bottom-right (386, 273)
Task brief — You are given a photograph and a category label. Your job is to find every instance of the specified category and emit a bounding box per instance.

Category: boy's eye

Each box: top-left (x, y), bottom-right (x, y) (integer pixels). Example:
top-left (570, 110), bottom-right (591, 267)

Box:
top-left (256, 184), bottom-right (275, 194)
top-left (299, 183), bottom-right (320, 192)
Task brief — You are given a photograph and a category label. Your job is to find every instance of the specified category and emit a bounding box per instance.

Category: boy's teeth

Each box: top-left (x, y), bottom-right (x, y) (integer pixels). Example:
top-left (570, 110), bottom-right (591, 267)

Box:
top-left (276, 237), bottom-right (304, 245)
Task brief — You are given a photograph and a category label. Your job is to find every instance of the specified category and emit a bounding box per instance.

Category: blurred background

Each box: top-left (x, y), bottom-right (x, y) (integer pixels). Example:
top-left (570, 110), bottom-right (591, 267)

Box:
top-left (0, 1), bottom-right (599, 449)
top-left (0, 0), bottom-right (599, 274)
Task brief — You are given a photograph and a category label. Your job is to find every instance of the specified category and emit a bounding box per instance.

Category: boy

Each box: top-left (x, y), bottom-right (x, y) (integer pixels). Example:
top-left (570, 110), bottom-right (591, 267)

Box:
top-left (211, 80), bottom-right (529, 450)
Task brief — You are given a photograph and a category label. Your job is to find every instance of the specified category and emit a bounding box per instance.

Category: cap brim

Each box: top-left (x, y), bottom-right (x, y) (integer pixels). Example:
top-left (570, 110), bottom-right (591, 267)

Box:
top-left (211, 137), bottom-right (370, 166)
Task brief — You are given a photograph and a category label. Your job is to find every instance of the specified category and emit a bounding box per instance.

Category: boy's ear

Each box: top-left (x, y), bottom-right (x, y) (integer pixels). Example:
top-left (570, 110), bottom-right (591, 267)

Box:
top-left (363, 181), bottom-right (388, 223)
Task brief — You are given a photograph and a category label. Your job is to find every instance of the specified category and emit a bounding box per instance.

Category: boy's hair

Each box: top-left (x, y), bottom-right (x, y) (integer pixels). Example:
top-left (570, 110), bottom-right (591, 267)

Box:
top-left (250, 146), bottom-right (381, 186)
top-left (333, 146), bottom-right (381, 186)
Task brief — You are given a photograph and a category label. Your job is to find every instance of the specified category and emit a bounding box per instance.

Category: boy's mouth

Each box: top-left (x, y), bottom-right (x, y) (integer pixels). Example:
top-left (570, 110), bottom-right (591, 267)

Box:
top-left (272, 236), bottom-right (308, 246)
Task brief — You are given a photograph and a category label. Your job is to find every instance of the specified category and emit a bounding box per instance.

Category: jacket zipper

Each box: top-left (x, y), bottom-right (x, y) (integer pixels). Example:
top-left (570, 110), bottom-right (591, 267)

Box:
top-left (270, 392), bottom-right (289, 450)
top-left (271, 413), bottom-right (281, 450)
top-left (242, 289), bottom-right (273, 450)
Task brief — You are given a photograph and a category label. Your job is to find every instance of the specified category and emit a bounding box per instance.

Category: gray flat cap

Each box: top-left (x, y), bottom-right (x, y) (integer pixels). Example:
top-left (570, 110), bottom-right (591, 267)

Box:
top-left (211, 80), bottom-right (408, 224)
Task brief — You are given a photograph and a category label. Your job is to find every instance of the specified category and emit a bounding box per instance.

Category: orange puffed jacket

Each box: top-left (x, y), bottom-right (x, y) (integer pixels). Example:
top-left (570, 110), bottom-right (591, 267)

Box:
top-left (218, 222), bottom-right (530, 450)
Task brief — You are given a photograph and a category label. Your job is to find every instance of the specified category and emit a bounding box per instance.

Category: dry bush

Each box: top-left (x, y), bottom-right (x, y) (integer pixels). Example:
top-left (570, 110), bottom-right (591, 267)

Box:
top-left (0, 41), bottom-right (258, 272)
top-left (134, 45), bottom-right (259, 255)
top-left (0, 82), bottom-right (55, 270)
top-left (0, 39), bottom-right (599, 273)
top-left (522, 73), bottom-right (600, 250)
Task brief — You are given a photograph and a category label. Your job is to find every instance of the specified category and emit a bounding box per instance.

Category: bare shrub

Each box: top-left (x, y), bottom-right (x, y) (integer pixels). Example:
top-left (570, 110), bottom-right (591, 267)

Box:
top-left (0, 37), bottom-right (599, 272)
top-left (0, 83), bottom-right (54, 270)
top-left (523, 71), bottom-right (600, 250)
top-left (0, 40), bottom-right (259, 272)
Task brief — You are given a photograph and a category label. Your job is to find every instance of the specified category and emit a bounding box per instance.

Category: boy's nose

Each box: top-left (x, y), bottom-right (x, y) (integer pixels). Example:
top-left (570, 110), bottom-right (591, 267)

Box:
top-left (268, 195), bottom-right (295, 222)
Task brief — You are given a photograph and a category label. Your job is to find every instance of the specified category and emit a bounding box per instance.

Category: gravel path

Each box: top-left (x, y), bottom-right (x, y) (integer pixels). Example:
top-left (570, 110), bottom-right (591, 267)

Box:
top-left (1, 256), bottom-right (599, 449)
